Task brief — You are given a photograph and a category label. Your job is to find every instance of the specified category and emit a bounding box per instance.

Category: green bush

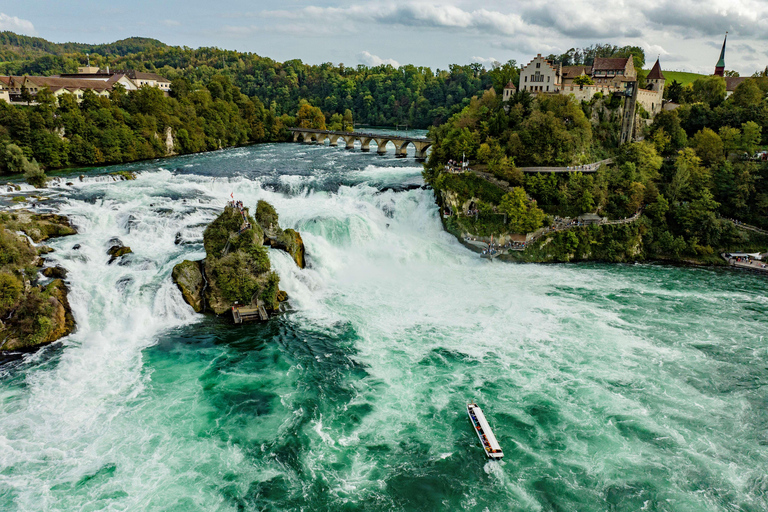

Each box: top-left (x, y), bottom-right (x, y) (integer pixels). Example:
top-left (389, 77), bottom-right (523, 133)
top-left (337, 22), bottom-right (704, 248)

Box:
top-left (0, 272), bottom-right (22, 311)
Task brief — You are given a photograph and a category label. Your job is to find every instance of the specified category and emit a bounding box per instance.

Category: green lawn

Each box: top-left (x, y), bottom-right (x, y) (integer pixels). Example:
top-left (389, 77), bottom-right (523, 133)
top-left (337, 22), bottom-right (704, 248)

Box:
top-left (645, 70), bottom-right (706, 86)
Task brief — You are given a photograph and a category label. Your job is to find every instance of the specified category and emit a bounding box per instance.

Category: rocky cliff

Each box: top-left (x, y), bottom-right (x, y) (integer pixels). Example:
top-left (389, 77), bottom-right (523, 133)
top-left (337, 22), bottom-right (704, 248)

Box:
top-left (0, 211), bottom-right (77, 352)
top-left (172, 200), bottom-right (305, 317)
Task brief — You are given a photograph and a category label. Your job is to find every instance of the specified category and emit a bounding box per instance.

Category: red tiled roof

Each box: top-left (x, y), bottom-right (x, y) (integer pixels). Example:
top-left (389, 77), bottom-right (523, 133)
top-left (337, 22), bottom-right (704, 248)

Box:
top-left (504, 81), bottom-right (516, 89)
top-left (592, 57), bottom-right (632, 71)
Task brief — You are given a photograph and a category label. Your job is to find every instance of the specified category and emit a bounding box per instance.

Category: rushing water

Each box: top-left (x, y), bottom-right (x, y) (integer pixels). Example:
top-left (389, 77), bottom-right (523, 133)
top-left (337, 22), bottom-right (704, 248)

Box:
top-left (1, 140), bottom-right (767, 511)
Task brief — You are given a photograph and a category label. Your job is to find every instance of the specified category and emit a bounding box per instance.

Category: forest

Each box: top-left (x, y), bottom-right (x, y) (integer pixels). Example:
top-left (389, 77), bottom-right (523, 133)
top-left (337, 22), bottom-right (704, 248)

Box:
top-left (0, 31), bottom-right (520, 178)
top-left (0, 31), bottom-right (518, 128)
top-left (0, 75), bottom-right (287, 182)
top-left (423, 75), bottom-right (768, 263)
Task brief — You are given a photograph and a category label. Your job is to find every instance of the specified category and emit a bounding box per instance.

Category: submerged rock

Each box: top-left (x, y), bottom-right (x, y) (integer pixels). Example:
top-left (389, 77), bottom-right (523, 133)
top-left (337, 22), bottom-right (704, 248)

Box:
top-left (107, 238), bottom-right (132, 264)
top-left (172, 200), bottom-right (305, 320)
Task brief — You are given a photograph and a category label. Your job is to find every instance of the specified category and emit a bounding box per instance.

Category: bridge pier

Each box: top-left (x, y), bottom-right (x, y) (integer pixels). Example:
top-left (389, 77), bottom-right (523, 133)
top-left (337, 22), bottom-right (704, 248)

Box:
top-left (394, 140), bottom-right (408, 158)
top-left (360, 137), bottom-right (373, 152)
top-left (328, 134), bottom-right (340, 147)
top-left (344, 136), bottom-right (356, 149)
top-left (413, 141), bottom-right (432, 160)
top-left (376, 139), bottom-right (390, 155)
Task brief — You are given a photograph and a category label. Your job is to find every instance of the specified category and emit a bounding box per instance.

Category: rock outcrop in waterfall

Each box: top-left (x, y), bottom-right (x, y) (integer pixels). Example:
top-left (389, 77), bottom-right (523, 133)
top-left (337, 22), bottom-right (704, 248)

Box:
top-left (0, 211), bottom-right (77, 352)
top-left (172, 200), bottom-right (305, 317)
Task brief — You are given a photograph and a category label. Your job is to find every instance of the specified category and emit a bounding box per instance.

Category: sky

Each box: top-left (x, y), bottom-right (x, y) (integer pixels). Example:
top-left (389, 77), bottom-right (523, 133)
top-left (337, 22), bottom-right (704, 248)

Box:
top-left (1, 1), bottom-right (767, 74)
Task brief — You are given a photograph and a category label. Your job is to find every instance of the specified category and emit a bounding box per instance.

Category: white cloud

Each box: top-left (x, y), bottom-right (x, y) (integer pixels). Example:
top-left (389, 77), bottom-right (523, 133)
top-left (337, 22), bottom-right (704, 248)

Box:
top-left (358, 51), bottom-right (400, 67)
top-left (0, 13), bottom-right (35, 34)
top-left (471, 56), bottom-right (499, 66)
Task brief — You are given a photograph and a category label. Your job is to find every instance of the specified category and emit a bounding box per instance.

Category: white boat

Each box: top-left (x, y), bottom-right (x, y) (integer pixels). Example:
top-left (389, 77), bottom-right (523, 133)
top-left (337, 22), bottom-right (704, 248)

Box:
top-left (467, 402), bottom-right (503, 459)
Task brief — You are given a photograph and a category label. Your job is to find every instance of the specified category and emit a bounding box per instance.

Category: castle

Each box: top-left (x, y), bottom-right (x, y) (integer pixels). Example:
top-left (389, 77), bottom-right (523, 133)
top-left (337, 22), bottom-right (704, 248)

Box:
top-left (507, 54), bottom-right (666, 118)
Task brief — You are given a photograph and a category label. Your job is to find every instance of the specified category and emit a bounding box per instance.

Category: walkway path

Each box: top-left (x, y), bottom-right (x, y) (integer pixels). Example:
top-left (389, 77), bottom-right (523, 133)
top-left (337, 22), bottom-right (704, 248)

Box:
top-left (723, 218), bottom-right (768, 236)
top-left (475, 208), bottom-right (644, 259)
top-left (721, 253), bottom-right (768, 274)
top-left (518, 158), bottom-right (613, 173)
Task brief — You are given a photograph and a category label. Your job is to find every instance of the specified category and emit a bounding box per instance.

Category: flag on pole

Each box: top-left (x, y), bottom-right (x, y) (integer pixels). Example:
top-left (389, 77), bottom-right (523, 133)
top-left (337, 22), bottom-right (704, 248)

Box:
top-left (230, 192), bottom-right (234, 199)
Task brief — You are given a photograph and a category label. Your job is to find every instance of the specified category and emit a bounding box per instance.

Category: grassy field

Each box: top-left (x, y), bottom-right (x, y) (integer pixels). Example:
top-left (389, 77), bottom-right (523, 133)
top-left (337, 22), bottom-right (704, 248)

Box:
top-left (645, 70), bottom-right (706, 86)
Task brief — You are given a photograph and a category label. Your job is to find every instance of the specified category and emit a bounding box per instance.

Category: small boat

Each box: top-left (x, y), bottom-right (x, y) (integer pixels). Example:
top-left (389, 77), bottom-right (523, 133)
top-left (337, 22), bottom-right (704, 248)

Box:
top-left (467, 402), bottom-right (503, 459)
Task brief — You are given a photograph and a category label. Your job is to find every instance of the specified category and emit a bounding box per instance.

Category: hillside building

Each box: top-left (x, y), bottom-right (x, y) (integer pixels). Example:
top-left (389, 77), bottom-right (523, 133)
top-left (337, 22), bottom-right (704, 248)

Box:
top-left (519, 55), bottom-right (561, 93)
top-left (521, 52), bottom-right (665, 119)
top-left (502, 80), bottom-right (517, 101)
top-left (0, 68), bottom-right (171, 105)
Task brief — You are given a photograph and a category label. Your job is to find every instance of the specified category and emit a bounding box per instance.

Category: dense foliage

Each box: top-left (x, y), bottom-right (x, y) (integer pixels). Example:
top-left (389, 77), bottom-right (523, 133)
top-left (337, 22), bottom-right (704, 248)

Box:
top-left (425, 76), bottom-right (768, 262)
top-left (0, 74), bottom-right (286, 175)
top-left (0, 31), bottom-right (519, 128)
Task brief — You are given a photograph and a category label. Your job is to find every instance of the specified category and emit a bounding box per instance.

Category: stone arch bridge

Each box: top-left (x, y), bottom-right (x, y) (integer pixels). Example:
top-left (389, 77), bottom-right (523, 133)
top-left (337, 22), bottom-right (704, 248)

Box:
top-left (289, 128), bottom-right (432, 159)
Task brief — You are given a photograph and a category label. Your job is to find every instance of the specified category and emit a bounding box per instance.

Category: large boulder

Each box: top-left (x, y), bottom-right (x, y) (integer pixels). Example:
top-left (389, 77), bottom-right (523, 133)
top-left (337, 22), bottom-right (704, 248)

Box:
top-left (265, 228), bottom-right (305, 269)
top-left (171, 260), bottom-right (205, 313)
top-left (0, 215), bottom-right (77, 353)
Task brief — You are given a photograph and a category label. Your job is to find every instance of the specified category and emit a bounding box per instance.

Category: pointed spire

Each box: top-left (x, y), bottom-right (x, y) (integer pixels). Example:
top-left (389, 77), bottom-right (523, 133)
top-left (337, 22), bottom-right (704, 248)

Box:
top-left (647, 58), bottom-right (664, 80)
top-left (714, 32), bottom-right (727, 77)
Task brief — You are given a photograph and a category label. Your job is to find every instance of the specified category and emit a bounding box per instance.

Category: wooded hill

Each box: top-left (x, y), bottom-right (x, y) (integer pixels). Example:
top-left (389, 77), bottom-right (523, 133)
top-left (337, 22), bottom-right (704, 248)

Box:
top-left (0, 31), bottom-right (516, 129)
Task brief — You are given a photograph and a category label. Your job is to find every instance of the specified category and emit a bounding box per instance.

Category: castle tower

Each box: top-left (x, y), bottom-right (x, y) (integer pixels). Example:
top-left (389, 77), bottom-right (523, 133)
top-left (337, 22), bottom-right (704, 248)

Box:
top-left (646, 58), bottom-right (665, 97)
top-left (714, 33), bottom-right (727, 77)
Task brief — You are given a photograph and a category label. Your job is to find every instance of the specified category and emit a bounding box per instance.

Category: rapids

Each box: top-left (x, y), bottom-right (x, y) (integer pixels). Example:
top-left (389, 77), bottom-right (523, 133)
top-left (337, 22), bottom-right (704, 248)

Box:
top-left (1, 141), bottom-right (767, 511)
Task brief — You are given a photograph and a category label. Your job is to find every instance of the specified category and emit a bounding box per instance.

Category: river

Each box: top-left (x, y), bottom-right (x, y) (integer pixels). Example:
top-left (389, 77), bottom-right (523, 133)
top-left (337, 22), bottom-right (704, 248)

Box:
top-left (1, 140), bottom-right (767, 511)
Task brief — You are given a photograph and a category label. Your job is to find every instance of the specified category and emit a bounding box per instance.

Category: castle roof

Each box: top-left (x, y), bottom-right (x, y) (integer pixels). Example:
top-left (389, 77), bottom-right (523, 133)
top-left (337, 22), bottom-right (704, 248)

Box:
top-left (561, 65), bottom-right (592, 78)
top-left (592, 57), bottom-right (632, 71)
top-left (647, 59), bottom-right (665, 80)
top-left (504, 81), bottom-right (516, 90)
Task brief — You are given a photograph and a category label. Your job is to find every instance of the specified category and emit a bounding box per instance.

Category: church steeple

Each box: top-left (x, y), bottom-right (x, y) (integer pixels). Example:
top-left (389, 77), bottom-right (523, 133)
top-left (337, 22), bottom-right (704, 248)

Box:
top-left (714, 32), bottom-right (727, 77)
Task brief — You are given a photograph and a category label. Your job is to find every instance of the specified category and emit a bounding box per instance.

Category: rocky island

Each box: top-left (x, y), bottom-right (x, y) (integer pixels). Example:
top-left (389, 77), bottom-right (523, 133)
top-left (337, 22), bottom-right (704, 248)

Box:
top-left (0, 211), bottom-right (77, 352)
top-left (172, 200), bottom-right (304, 318)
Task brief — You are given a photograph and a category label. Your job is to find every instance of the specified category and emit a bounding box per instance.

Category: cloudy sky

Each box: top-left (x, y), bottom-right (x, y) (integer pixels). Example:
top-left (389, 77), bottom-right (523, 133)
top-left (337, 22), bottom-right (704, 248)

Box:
top-left (2, 1), bottom-right (766, 74)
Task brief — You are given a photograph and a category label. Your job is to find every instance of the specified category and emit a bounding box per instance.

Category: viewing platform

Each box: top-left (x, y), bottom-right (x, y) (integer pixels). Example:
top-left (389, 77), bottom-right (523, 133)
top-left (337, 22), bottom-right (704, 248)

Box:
top-left (289, 128), bottom-right (433, 159)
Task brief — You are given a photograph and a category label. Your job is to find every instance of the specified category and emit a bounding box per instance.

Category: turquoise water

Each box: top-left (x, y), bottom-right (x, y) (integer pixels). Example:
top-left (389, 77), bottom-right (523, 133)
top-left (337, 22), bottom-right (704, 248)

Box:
top-left (1, 141), bottom-right (767, 511)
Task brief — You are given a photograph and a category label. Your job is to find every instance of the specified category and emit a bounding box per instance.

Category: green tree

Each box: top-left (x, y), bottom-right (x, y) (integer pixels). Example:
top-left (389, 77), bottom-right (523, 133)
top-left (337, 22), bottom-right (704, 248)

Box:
top-left (740, 121), bottom-right (762, 155)
top-left (295, 101), bottom-right (326, 130)
top-left (573, 73), bottom-right (594, 86)
top-left (691, 76), bottom-right (726, 108)
top-left (730, 79), bottom-right (764, 107)
top-left (499, 187), bottom-right (545, 233)
top-left (692, 128), bottom-right (724, 167)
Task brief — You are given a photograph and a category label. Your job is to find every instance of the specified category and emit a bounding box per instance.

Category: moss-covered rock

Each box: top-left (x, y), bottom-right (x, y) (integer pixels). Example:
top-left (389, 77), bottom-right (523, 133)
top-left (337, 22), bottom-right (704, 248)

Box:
top-left (42, 266), bottom-right (68, 279)
top-left (110, 171), bottom-right (137, 181)
top-left (107, 245), bottom-right (132, 260)
top-left (172, 202), bottom-right (305, 319)
top-left (1, 219), bottom-right (76, 352)
top-left (265, 228), bottom-right (306, 269)
top-left (0, 211), bottom-right (76, 243)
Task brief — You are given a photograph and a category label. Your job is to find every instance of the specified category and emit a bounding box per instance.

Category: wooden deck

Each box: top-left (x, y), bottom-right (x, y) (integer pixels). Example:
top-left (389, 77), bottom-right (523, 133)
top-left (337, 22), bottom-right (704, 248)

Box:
top-left (232, 302), bottom-right (269, 323)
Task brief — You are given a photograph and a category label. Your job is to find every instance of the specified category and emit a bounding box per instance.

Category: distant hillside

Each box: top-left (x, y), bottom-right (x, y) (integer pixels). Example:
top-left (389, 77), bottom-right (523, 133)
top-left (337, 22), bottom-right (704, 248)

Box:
top-left (0, 31), bottom-right (167, 61)
top-left (645, 70), bottom-right (706, 86)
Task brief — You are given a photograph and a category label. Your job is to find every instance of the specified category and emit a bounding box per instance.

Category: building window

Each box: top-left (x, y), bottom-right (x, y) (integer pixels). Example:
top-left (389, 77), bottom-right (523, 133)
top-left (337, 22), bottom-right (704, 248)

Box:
top-left (536, 63), bottom-right (540, 68)
top-left (546, 86), bottom-right (549, 91)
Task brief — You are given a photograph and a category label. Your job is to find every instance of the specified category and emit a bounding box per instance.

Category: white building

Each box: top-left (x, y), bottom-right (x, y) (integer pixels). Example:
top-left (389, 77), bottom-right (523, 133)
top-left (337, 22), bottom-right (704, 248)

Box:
top-left (519, 54), bottom-right (561, 94)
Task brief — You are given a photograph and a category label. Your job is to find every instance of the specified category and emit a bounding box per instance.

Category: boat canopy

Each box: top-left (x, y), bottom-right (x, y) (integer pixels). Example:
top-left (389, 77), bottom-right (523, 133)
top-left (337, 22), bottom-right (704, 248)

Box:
top-left (469, 404), bottom-right (502, 452)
